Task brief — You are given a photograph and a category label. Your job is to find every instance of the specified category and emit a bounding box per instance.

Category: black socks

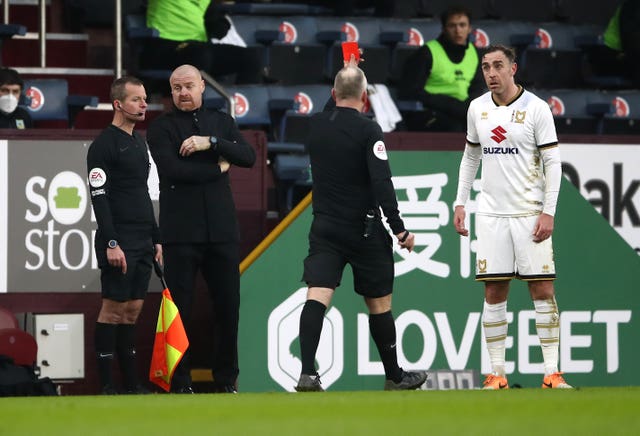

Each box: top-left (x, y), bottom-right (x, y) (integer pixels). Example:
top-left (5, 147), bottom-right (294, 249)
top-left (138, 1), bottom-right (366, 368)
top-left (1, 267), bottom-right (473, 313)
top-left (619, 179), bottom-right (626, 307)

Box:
top-left (299, 299), bottom-right (327, 375)
top-left (116, 324), bottom-right (139, 390)
top-left (369, 311), bottom-right (403, 383)
top-left (95, 322), bottom-right (117, 388)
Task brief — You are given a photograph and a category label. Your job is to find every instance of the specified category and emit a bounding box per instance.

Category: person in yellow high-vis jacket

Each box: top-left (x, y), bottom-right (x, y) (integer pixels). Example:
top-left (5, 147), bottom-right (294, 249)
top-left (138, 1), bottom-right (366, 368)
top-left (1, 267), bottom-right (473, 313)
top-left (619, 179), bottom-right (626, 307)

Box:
top-left (399, 5), bottom-right (483, 132)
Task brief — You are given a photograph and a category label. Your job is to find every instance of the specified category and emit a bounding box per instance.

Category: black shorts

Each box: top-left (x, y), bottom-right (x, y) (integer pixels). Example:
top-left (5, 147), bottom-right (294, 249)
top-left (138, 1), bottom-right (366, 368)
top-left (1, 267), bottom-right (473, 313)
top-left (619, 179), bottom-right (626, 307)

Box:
top-left (302, 216), bottom-right (394, 298)
top-left (100, 248), bottom-right (153, 302)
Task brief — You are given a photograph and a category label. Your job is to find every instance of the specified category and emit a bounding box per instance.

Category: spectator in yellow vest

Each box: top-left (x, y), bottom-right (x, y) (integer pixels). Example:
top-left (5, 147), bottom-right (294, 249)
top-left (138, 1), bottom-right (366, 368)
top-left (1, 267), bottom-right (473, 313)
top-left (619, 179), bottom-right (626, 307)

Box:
top-left (398, 5), bottom-right (483, 132)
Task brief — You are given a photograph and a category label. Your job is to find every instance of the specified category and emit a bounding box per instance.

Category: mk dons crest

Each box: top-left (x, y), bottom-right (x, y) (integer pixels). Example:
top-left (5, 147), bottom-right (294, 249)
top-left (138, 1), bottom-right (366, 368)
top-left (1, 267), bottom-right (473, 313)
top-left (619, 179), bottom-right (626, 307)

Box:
top-left (513, 110), bottom-right (526, 124)
top-left (478, 259), bottom-right (487, 274)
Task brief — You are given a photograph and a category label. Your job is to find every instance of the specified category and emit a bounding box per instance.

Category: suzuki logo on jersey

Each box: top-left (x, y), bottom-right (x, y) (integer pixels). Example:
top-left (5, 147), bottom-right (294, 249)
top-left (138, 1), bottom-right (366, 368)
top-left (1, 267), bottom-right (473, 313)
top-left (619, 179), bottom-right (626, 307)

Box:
top-left (490, 126), bottom-right (507, 143)
top-left (483, 147), bottom-right (519, 155)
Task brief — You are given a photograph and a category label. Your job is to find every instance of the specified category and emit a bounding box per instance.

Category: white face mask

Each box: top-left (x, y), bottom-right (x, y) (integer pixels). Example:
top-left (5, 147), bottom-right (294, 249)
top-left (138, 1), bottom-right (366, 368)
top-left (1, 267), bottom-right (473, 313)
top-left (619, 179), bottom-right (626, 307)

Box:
top-left (0, 93), bottom-right (18, 114)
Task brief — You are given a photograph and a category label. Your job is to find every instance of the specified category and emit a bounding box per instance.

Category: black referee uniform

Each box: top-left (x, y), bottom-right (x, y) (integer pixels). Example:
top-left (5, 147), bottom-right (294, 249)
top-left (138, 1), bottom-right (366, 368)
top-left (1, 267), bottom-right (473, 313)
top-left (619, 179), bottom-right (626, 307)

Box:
top-left (303, 106), bottom-right (406, 296)
top-left (87, 123), bottom-right (160, 394)
top-left (87, 124), bottom-right (160, 298)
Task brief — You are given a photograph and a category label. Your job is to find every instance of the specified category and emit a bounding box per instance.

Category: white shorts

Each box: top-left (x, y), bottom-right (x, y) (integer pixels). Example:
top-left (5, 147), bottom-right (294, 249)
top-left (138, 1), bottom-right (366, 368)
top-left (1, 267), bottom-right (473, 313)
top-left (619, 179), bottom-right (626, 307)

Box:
top-left (475, 214), bottom-right (556, 281)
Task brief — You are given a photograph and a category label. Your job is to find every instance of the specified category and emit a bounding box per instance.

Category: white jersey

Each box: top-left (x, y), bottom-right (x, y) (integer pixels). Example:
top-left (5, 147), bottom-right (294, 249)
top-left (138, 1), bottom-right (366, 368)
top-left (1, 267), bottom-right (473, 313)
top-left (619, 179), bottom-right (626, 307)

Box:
top-left (466, 87), bottom-right (558, 216)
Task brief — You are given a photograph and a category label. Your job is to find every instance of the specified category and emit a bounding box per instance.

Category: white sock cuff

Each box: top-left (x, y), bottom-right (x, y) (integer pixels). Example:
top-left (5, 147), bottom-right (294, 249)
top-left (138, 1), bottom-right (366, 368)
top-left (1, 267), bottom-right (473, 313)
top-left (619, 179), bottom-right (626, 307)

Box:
top-left (483, 300), bottom-right (507, 319)
top-left (533, 297), bottom-right (558, 314)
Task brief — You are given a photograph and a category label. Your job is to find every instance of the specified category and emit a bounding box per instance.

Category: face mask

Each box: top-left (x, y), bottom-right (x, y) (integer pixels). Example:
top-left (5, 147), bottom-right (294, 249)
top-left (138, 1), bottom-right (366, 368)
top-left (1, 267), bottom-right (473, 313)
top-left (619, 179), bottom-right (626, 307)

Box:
top-left (0, 93), bottom-right (18, 114)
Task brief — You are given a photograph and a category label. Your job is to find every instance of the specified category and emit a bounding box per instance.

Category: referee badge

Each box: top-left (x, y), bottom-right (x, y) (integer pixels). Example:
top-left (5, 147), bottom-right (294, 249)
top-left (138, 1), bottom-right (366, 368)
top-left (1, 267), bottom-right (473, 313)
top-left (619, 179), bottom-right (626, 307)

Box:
top-left (88, 168), bottom-right (107, 188)
top-left (373, 140), bottom-right (388, 160)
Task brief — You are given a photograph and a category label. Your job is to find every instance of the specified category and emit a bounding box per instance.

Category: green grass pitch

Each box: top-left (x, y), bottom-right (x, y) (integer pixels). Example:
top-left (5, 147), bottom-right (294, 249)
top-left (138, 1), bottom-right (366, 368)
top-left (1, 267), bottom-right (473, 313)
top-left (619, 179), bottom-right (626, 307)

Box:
top-left (1, 387), bottom-right (639, 435)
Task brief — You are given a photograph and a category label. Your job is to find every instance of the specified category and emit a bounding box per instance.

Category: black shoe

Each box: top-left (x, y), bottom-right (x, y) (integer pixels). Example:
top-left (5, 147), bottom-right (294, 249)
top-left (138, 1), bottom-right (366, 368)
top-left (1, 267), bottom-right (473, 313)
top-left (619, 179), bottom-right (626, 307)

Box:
top-left (384, 370), bottom-right (428, 391)
top-left (101, 384), bottom-right (118, 395)
top-left (294, 373), bottom-right (324, 392)
top-left (213, 384), bottom-right (238, 394)
top-left (125, 384), bottom-right (152, 395)
top-left (171, 386), bottom-right (195, 394)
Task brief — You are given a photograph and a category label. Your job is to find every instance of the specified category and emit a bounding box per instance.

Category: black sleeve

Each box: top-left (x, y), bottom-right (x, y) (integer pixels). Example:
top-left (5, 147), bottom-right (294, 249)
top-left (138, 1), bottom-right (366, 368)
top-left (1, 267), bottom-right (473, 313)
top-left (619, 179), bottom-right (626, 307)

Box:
top-left (397, 45), bottom-right (431, 104)
top-left (147, 117), bottom-right (225, 183)
top-left (87, 136), bottom-right (118, 242)
top-left (216, 114), bottom-right (256, 168)
top-left (365, 123), bottom-right (404, 234)
top-left (204, 2), bottom-right (231, 40)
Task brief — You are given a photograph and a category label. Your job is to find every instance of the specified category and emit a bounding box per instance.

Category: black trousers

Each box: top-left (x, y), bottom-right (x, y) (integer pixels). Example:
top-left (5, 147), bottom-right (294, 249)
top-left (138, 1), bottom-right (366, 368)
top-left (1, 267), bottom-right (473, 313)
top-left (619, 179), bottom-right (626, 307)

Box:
top-left (163, 242), bottom-right (240, 388)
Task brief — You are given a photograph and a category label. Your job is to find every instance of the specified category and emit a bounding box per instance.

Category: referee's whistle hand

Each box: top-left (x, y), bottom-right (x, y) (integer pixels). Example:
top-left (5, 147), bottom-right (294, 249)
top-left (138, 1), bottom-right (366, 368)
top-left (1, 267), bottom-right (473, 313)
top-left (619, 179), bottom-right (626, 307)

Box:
top-left (398, 232), bottom-right (415, 252)
top-left (107, 246), bottom-right (127, 274)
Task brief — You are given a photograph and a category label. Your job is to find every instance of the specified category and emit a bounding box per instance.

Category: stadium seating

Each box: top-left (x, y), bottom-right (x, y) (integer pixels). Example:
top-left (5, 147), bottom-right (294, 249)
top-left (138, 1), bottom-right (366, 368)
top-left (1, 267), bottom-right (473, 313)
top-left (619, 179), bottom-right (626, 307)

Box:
top-left (0, 328), bottom-right (37, 368)
top-left (534, 88), bottom-right (612, 135)
top-left (599, 91), bottom-right (640, 135)
top-left (315, 17), bottom-right (391, 84)
top-left (0, 306), bottom-right (19, 330)
top-left (267, 16), bottom-right (328, 84)
top-left (380, 18), bottom-right (440, 83)
top-left (520, 23), bottom-right (601, 89)
top-left (22, 79), bottom-right (99, 128)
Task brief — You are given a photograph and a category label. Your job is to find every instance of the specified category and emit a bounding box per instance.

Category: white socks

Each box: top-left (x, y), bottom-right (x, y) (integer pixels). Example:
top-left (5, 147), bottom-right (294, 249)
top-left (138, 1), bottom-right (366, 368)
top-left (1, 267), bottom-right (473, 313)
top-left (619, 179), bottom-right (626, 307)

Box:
top-left (482, 300), bottom-right (508, 377)
top-left (534, 297), bottom-right (560, 376)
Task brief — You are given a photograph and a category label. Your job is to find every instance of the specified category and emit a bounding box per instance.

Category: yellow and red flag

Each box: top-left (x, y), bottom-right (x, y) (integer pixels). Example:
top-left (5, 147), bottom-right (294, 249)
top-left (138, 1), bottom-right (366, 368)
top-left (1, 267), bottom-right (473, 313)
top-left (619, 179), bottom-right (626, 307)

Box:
top-left (149, 288), bottom-right (189, 392)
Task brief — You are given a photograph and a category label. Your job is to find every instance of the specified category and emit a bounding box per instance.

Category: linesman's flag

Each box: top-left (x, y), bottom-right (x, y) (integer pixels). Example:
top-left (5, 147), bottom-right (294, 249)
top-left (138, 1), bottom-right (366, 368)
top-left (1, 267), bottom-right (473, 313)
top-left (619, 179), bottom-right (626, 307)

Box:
top-left (149, 288), bottom-right (189, 392)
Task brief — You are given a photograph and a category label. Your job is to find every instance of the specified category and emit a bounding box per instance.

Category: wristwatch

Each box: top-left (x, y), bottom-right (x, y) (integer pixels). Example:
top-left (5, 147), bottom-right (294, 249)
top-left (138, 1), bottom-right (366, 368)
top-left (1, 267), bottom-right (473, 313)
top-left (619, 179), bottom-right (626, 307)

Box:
top-left (107, 239), bottom-right (118, 249)
top-left (209, 136), bottom-right (218, 151)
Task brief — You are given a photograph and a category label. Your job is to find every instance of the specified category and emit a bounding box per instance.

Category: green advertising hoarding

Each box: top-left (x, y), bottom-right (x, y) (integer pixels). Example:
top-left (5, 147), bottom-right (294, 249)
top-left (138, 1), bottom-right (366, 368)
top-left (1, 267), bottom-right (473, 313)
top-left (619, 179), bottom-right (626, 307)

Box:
top-left (239, 151), bottom-right (639, 391)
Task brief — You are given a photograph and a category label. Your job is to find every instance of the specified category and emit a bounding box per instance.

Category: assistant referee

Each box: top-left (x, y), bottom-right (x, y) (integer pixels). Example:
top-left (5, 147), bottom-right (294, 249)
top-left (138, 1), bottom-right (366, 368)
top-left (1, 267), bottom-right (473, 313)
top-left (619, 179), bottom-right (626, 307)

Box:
top-left (295, 65), bottom-right (427, 392)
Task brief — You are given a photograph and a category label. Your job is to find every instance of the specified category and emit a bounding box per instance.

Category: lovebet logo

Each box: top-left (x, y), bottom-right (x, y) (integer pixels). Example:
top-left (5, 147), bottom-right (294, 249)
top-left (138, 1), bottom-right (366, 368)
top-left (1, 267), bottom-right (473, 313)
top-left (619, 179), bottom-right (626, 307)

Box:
top-left (24, 171), bottom-right (95, 271)
top-left (268, 287), bottom-right (344, 392)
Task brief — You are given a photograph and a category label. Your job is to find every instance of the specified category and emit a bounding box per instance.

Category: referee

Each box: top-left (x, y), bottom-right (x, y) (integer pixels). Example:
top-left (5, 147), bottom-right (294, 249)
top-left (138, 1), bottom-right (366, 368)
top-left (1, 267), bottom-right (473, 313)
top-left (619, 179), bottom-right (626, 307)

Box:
top-left (295, 66), bottom-right (428, 391)
top-left (87, 76), bottom-right (162, 394)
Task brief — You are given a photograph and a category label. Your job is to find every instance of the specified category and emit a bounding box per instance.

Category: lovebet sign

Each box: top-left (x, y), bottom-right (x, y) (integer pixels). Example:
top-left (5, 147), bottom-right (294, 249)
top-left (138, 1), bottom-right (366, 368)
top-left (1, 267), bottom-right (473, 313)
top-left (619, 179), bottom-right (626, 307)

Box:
top-left (238, 151), bottom-right (639, 391)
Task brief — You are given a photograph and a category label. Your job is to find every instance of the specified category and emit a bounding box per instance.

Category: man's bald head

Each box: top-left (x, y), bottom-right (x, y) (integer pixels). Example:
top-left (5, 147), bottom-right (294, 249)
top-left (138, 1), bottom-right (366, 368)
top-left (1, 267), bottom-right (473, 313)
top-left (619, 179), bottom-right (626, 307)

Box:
top-left (333, 66), bottom-right (367, 101)
top-left (169, 64), bottom-right (205, 112)
top-left (170, 64), bottom-right (202, 83)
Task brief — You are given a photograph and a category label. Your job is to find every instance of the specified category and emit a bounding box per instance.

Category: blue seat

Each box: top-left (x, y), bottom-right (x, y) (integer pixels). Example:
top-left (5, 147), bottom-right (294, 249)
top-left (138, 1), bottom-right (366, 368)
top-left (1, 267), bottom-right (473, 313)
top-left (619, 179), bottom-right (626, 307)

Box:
top-left (472, 20), bottom-right (537, 52)
top-left (268, 84), bottom-right (331, 146)
top-left (599, 91), bottom-right (640, 135)
top-left (124, 14), bottom-right (173, 87)
top-left (379, 18), bottom-right (441, 83)
top-left (316, 17), bottom-right (390, 83)
top-left (534, 89), bottom-right (611, 135)
top-left (22, 79), bottom-right (98, 128)
top-left (222, 85), bottom-right (272, 128)
top-left (521, 23), bottom-right (601, 89)
top-left (268, 16), bottom-right (327, 84)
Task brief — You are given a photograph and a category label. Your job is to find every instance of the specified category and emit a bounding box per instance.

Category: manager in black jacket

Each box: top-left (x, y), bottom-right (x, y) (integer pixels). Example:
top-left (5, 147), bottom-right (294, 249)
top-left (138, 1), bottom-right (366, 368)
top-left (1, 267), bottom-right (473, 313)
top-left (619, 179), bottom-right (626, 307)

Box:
top-left (147, 64), bottom-right (256, 394)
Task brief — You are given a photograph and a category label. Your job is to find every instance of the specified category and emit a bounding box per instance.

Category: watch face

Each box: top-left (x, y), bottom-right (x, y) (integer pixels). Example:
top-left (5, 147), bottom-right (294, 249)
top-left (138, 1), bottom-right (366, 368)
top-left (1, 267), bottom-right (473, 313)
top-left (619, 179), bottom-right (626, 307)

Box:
top-left (108, 240), bottom-right (118, 249)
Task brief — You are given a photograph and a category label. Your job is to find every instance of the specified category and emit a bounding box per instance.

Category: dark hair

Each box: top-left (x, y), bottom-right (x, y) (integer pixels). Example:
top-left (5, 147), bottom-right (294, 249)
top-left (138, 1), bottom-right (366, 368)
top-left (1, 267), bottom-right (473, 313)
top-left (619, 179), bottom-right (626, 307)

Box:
top-left (110, 76), bottom-right (144, 102)
top-left (0, 67), bottom-right (24, 90)
top-left (440, 5), bottom-right (472, 27)
top-left (483, 45), bottom-right (517, 64)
